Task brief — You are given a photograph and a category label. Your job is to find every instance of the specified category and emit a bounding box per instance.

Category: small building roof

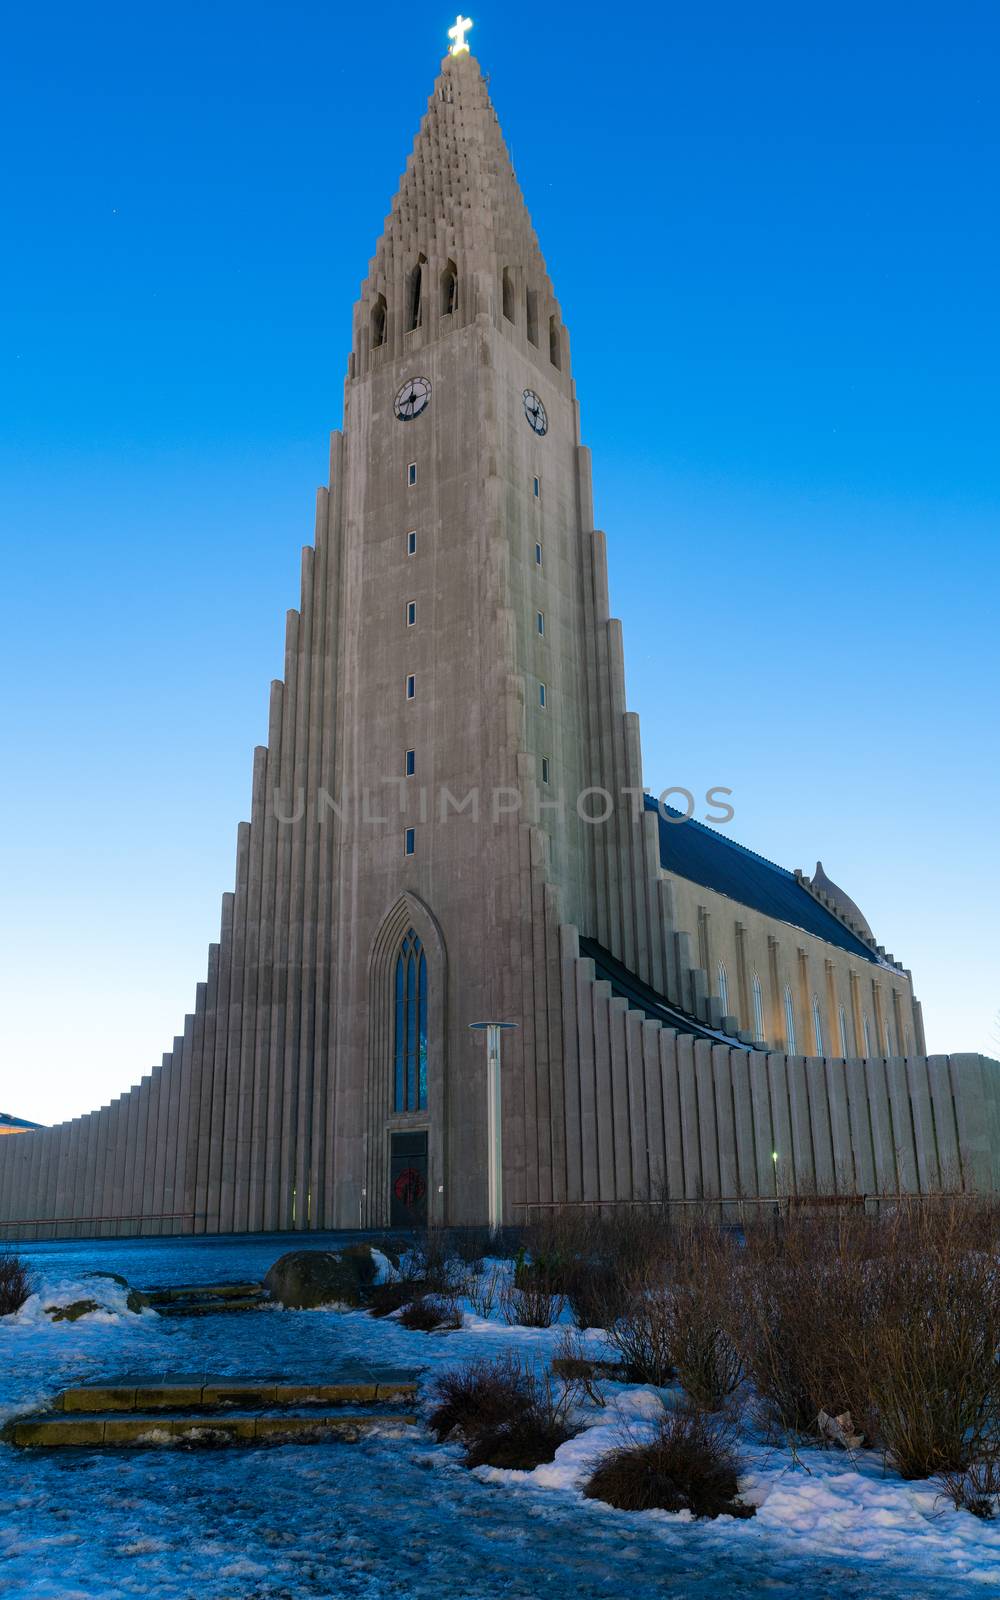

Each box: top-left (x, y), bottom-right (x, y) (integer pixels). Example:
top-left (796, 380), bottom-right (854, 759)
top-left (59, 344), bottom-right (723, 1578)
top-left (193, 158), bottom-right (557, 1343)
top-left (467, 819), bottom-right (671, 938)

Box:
top-left (0, 1112), bottom-right (43, 1131)
top-left (645, 796), bottom-right (882, 965)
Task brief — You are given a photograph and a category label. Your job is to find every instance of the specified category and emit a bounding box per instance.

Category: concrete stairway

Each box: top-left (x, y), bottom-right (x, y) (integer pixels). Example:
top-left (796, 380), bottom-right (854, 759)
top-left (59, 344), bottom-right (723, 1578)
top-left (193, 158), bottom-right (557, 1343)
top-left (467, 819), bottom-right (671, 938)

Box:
top-left (6, 1372), bottom-right (420, 1448)
top-left (142, 1281), bottom-right (269, 1316)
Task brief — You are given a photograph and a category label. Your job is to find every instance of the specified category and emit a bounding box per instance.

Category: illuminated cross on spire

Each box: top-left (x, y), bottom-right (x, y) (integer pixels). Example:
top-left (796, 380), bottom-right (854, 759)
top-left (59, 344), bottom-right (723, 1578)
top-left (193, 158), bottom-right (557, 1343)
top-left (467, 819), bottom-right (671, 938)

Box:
top-left (448, 14), bottom-right (473, 55)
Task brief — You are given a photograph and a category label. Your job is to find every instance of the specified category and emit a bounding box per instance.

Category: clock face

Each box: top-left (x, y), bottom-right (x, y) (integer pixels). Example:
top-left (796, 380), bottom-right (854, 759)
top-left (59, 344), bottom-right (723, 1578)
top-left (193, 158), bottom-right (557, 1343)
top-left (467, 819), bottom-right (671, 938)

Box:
top-left (523, 388), bottom-right (548, 436)
top-left (394, 376), bottom-right (432, 422)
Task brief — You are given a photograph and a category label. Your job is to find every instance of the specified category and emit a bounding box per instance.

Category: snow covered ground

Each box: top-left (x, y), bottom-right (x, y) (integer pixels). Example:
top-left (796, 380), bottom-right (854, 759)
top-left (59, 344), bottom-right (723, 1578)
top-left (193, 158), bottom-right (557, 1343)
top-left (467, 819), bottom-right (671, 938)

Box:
top-left (1, 1233), bottom-right (998, 1599)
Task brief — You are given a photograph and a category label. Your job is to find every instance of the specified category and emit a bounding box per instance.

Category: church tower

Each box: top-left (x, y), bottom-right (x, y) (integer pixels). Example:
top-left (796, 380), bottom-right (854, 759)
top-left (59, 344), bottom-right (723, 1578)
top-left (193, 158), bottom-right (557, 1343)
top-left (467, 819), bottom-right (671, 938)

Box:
top-left (3, 31), bottom-right (993, 1244)
top-left (329, 40), bottom-right (600, 1227)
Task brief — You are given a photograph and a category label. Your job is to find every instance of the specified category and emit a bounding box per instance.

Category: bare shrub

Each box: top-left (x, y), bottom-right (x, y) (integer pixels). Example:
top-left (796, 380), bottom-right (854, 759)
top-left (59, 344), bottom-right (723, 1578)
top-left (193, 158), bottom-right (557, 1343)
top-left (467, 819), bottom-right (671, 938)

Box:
top-left (398, 1294), bottom-right (462, 1333)
top-left (728, 1198), bottom-right (1000, 1475)
top-left (552, 1329), bottom-right (608, 1407)
top-left (406, 1230), bottom-right (468, 1294)
top-left (429, 1352), bottom-right (579, 1469)
top-left (730, 1209), bottom-right (873, 1437)
top-left (938, 1452), bottom-right (1000, 1520)
top-left (463, 1411), bottom-right (574, 1470)
top-left (429, 1353), bottom-right (536, 1441)
top-left (523, 1206), bottom-right (672, 1330)
top-left (860, 1207), bottom-right (1000, 1478)
top-left (584, 1406), bottom-right (754, 1519)
top-left (366, 1280), bottom-right (418, 1318)
top-left (467, 1264), bottom-right (504, 1320)
top-left (603, 1284), bottom-right (676, 1387)
top-left (662, 1225), bottom-right (743, 1409)
top-left (444, 1227), bottom-right (493, 1269)
top-left (501, 1255), bottom-right (565, 1327)
top-left (0, 1250), bottom-right (30, 1317)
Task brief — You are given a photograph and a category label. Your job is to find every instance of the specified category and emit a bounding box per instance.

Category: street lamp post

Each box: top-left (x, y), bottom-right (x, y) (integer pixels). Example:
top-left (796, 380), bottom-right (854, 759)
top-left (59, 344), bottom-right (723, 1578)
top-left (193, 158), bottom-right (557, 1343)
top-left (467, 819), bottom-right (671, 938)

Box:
top-left (468, 1021), bottom-right (517, 1235)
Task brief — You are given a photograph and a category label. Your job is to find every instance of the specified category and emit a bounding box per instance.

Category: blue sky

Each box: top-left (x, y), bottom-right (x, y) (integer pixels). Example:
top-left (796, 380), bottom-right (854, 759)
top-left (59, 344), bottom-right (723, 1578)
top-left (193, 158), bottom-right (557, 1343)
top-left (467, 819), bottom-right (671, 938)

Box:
top-left (2, 1), bottom-right (998, 1123)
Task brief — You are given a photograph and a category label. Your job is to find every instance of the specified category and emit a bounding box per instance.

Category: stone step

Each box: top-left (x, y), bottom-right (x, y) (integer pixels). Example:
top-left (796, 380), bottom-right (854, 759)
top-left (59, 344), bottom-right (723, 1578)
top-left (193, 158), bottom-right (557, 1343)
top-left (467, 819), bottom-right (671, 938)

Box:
top-left (153, 1295), bottom-right (269, 1317)
top-left (55, 1374), bottom-right (419, 1413)
top-left (7, 1406), bottom-right (419, 1449)
top-left (143, 1281), bottom-right (263, 1305)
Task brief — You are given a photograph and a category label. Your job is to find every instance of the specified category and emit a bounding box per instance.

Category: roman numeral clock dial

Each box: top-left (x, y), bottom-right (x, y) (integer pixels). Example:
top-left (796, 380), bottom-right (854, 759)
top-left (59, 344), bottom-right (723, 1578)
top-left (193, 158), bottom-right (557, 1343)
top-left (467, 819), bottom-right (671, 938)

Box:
top-left (523, 388), bottom-right (547, 435)
top-left (394, 376), bottom-right (432, 421)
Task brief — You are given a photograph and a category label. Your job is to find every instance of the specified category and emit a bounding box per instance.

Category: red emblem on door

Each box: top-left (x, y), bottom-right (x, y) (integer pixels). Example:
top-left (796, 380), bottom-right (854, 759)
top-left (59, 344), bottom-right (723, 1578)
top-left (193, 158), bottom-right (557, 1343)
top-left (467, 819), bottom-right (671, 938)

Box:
top-left (393, 1167), bottom-right (426, 1208)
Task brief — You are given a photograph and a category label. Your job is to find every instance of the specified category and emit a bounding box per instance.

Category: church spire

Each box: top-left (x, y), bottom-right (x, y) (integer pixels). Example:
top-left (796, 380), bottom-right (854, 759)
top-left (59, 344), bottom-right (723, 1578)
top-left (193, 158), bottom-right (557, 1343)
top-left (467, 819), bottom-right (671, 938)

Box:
top-left (350, 42), bottom-right (569, 384)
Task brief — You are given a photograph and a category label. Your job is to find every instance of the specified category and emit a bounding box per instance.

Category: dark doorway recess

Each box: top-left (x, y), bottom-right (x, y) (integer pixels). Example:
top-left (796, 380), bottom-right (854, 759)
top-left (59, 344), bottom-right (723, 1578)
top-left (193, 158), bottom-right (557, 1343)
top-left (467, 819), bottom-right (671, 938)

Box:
top-left (390, 1130), bottom-right (428, 1226)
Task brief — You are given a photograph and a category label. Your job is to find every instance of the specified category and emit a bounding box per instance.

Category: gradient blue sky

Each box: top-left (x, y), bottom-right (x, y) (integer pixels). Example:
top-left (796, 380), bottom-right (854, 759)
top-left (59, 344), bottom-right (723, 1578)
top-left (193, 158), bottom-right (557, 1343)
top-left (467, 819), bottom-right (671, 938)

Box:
top-left (2, 2), bottom-right (998, 1124)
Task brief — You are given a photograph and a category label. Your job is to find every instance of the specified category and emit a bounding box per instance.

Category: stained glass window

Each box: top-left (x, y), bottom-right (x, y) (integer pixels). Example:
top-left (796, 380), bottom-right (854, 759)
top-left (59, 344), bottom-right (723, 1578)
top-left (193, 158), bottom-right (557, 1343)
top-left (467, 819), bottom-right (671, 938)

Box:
top-left (393, 929), bottom-right (428, 1112)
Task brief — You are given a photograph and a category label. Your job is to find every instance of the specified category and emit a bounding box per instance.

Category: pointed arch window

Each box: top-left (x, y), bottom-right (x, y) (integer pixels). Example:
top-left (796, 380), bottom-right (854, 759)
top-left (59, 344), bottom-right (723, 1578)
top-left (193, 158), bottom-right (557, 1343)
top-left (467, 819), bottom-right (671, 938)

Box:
top-left (783, 985), bottom-right (796, 1052)
top-left (549, 315), bottom-right (562, 370)
top-left (862, 1013), bottom-right (873, 1055)
top-left (441, 259), bottom-right (457, 317)
top-left (406, 255), bottom-right (426, 332)
top-left (884, 1020), bottom-right (895, 1055)
top-left (502, 266), bottom-right (515, 323)
top-left (838, 1004), bottom-right (850, 1057)
top-left (812, 995), bottom-right (824, 1054)
top-left (717, 960), bottom-right (729, 1017)
top-left (371, 293), bottom-right (387, 349)
top-left (394, 929), bottom-right (428, 1112)
top-left (752, 972), bottom-right (765, 1045)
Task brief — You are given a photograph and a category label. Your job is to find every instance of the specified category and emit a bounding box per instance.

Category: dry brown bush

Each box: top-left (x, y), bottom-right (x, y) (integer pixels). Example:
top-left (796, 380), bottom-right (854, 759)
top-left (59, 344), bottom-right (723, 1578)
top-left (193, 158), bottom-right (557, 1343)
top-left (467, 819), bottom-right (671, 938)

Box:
top-left (366, 1279), bottom-right (419, 1318)
top-left (584, 1406), bottom-right (754, 1519)
top-left (467, 1263), bottom-right (504, 1320)
top-left (661, 1224), bottom-right (744, 1409)
top-left (406, 1230), bottom-right (469, 1294)
top-left (429, 1352), bottom-right (537, 1441)
top-left (938, 1450), bottom-right (1000, 1520)
top-left (859, 1203), bottom-right (1000, 1478)
top-left (523, 1206), bottom-right (673, 1329)
top-left (462, 1412), bottom-right (575, 1470)
top-left (429, 1351), bottom-right (579, 1469)
top-left (552, 1329), bottom-right (610, 1406)
top-left (603, 1284), bottom-right (676, 1387)
top-left (729, 1198), bottom-right (1000, 1477)
top-left (728, 1210), bottom-right (869, 1436)
top-left (503, 1250), bottom-right (566, 1327)
top-left (0, 1250), bottom-right (30, 1317)
top-left (507, 1196), bottom-right (1000, 1487)
top-left (398, 1294), bottom-right (462, 1332)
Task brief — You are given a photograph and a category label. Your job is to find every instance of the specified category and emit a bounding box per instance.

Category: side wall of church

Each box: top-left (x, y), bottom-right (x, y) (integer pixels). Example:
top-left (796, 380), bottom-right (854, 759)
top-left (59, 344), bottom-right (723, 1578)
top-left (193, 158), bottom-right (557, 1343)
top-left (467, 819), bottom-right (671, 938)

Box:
top-left (552, 921), bottom-right (1000, 1207)
top-left (664, 872), bottom-right (923, 1059)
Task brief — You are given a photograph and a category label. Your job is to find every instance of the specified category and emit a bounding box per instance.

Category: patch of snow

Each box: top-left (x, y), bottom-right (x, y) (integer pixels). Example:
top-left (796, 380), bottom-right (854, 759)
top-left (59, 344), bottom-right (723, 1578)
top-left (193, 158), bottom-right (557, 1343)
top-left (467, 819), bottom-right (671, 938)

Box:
top-left (0, 1233), bottom-right (994, 1598)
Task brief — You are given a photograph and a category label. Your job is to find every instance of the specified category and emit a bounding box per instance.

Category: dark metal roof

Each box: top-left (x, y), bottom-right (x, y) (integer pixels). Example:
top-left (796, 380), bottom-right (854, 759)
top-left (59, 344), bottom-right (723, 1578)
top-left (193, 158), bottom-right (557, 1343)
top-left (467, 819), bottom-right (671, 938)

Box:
top-left (578, 936), bottom-right (756, 1050)
top-left (0, 1113), bottom-right (43, 1131)
top-left (644, 795), bottom-right (881, 965)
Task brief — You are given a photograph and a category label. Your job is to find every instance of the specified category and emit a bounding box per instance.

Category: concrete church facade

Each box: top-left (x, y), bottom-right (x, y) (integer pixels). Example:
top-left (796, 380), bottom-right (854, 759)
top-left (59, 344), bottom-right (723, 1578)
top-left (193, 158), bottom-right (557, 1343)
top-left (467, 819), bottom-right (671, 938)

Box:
top-left (2, 43), bottom-right (998, 1239)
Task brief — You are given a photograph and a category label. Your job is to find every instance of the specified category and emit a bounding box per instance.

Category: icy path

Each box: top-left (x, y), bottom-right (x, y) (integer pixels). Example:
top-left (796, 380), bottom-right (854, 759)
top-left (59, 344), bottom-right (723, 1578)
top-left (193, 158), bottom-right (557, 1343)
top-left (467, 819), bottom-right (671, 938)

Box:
top-left (2, 1235), bottom-right (997, 1600)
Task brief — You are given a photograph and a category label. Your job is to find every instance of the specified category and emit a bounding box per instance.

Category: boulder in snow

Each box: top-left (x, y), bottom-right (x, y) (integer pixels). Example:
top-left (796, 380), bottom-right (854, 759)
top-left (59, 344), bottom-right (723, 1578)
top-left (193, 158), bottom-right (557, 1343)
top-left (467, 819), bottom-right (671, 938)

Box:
top-left (263, 1248), bottom-right (373, 1309)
